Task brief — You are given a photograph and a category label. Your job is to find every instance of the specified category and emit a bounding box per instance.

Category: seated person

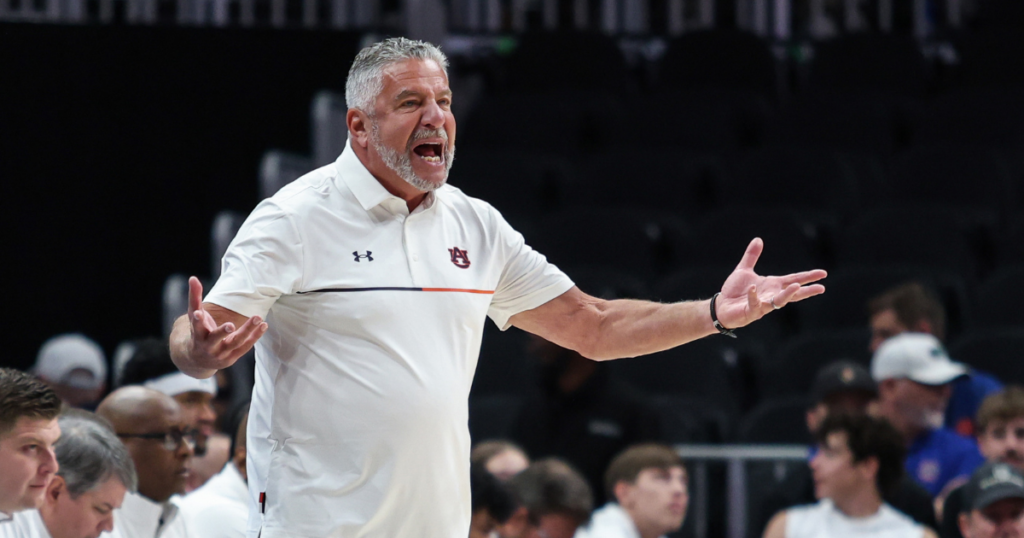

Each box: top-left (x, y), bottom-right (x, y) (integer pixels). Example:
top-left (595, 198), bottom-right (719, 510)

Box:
top-left (763, 412), bottom-right (937, 538)
top-left (867, 282), bottom-right (1002, 436)
top-left (179, 400), bottom-right (250, 538)
top-left (941, 387), bottom-right (1024, 538)
top-left (575, 443), bottom-right (687, 538)
top-left (0, 368), bottom-right (62, 521)
top-left (502, 459), bottom-right (593, 538)
top-left (956, 462), bottom-right (1024, 538)
top-left (0, 412), bottom-right (138, 538)
top-left (757, 361), bottom-right (937, 534)
top-left (33, 334), bottom-right (108, 410)
top-left (97, 387), bottom-right (195, 538)
top-left (470, 463), bottom-right (519, 538)
top-left (872, 333), bottom-right (984, 497)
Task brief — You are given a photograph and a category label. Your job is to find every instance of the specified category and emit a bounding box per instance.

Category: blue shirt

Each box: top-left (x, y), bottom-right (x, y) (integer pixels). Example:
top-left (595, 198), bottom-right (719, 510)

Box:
top-left (906, 427), bottom-right (984, 497)
top-left (945, 370), bottom-right (1003, 436)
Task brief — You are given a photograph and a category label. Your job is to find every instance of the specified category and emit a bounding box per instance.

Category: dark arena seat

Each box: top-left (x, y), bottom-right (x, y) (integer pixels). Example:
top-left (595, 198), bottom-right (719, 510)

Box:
top-left (883, 146), bottom-right (1016, 213)
top-left (573, 149), bottom-right (728, 215)
top-left (834, 207), bottom-right (980, 278)
top-left (499, 31), bottom-right (633, 95)
top-left (606, 337), bottom-right (742, 415)
top-left (756, 329), bottom-right (872, 400)
top-left (724, 148), bottom-right (861, 218)
top-left (525, 206), bottom-right (694, 278)
top-left (790, 265), bottom-right (971, 337)
top-left (806, 34), bottom-right (930, 98)
top-left (626, 89), bottom-right (771, 152)
top-left (736, 396), bottom-right (813, 444)
top-left (657, 28), bottom-right (779, 97)
top-left (950, 330), bottom-right (1024, 385)
top-left (446, 149), bottom-right (576, 218)
top-left (968, 266), bottom-right (1024, 331)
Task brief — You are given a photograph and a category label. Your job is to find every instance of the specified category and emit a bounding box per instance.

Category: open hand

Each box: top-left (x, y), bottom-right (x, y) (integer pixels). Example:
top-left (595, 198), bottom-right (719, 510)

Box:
top-left (186, 276), bottom-right (268, 372)
top-left (714, 238), bottom-right (827, 329)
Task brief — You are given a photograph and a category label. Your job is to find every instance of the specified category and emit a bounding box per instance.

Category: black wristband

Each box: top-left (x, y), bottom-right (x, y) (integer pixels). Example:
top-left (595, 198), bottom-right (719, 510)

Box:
top-left (710, 293), bottom-right (737, 339)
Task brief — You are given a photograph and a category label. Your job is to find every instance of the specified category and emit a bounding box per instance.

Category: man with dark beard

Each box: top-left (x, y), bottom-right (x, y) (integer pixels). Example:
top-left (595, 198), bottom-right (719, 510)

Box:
top-left (169, 37), bottom-right (827, 538)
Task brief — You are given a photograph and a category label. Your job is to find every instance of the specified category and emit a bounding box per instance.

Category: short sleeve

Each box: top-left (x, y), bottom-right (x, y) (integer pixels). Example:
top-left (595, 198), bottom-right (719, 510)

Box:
top-left (204, 201), bottom-right (304, 320)
top-left (486, 212), bottom-right (574, 331)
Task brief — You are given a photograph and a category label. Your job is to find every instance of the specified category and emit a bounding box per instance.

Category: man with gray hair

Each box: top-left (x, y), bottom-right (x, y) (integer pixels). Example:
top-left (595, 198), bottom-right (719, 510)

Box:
top-left (169, 37), bottom-right (826, 537)
top-left (0, 412), bottom-right (137, 538)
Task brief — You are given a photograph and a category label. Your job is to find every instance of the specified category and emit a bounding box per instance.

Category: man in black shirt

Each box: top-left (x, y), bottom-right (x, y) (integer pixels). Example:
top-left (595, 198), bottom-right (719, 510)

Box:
top-left (755, 361), bottom-right (938, 535)
top-left (941, 387), bottom-right (1024, 538)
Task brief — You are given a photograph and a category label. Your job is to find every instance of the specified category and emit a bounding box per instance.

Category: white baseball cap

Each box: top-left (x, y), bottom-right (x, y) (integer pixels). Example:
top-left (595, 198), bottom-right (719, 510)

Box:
top-left (34, 334), bottom-right (108, 390)
top-left (871, 332), bottom-right (967, 385)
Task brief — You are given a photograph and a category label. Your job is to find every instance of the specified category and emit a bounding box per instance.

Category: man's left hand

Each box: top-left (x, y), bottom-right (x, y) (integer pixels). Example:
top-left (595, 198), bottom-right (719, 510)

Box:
top-left (714, 237), bottom-right (827, 330)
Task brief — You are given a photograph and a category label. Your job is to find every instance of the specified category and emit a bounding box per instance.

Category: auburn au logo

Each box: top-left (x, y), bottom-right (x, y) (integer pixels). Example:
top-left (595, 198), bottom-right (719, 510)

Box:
top-left (448, 247), bottom-right (471, 269)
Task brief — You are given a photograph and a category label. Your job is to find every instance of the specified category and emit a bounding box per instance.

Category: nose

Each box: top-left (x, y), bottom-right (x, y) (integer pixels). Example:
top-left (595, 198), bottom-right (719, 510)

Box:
top-left (100, 514), bottom-right (115, 533)
top-left (419, 98), bottom-right (445, 129)
top-left (40, 445), bottom-right (58, 477)
top-left (200, 402), bottom-right (216, 424)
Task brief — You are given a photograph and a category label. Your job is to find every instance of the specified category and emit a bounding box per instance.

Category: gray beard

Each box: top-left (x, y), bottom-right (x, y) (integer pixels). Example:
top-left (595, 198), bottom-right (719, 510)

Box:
top-left (370, 121), bottom-right (455, 193)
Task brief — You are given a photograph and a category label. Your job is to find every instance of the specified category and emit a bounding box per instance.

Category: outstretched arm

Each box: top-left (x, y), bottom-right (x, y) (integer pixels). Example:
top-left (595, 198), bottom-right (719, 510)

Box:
top-left (169, 276), bottom-right (268, 378)
top-left (509, 238), bottom-right (826, 361)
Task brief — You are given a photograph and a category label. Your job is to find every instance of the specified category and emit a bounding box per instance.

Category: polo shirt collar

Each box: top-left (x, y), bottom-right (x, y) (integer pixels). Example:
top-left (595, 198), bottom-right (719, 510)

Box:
top-left (118, 491), bottom-right (179, 538)
top-left (335, 139), bottom-right (441, 214)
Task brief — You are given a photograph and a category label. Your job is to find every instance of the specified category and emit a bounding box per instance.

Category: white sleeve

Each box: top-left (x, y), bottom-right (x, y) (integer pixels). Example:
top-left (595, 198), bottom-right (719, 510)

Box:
top-left (486, 210), bottom-right (574, 331)
top-left (204, 201), bottom-right (305, 319)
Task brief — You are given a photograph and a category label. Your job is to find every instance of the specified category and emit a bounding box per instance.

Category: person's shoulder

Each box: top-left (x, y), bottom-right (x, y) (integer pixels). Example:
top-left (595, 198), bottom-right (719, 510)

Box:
top-left (929, 428), bottom-right (978, 450)
top-left (265, 163), bottom-right (341, 208)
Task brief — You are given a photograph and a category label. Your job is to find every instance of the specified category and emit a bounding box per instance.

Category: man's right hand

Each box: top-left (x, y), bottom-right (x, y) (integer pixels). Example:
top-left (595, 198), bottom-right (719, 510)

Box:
top-left (170, 276), bottom-right (268, 378)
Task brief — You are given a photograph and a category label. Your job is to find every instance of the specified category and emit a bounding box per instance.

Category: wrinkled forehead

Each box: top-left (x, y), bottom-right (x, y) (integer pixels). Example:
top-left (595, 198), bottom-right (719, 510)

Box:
top-left (378, 59), bottom-right (450, 98)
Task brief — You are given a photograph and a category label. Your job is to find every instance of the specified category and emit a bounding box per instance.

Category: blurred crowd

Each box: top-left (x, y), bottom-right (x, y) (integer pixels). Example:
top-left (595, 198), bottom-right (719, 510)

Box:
top-left (2, 276), bottom-right (1024, 538)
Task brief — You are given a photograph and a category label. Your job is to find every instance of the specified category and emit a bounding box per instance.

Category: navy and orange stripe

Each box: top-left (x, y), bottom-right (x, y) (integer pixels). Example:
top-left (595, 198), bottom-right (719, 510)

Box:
top-left (297, 287), bottom-right (495, 295)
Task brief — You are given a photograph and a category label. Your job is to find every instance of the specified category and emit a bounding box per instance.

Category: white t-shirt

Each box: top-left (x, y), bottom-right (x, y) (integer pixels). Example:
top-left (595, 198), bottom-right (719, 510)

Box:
top-left (108, 492), bottom-right (191, 538)
top-left (205, 141), bottom-right (574, 538)
top-left (575, 503), bottom-right (668, 538)
top-left (0, 510), bottom-right (51, 538)
top-left (785, 499), bottom-right (925, 538)
top-left (178, 463), bottom-right (248, 538)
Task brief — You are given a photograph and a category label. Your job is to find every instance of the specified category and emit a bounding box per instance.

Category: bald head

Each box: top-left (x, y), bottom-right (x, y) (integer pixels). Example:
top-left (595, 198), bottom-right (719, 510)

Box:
top-left (96, 386), bottom-right (179, 432)
top-left (97, 387), bottom-right (193, 502)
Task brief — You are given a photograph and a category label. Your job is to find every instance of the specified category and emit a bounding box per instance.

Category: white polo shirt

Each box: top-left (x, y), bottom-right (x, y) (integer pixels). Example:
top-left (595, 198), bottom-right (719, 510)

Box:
top-left (785, 499), bottom-right (925, 538)
top-left (0, 510), bottom-right (51, 538)
top-left (205, 141), bottom-right (574, 538)
top-left (178, 463), bottom-right (248, 538)
top-left (109, 492), bottom-right (191, 538)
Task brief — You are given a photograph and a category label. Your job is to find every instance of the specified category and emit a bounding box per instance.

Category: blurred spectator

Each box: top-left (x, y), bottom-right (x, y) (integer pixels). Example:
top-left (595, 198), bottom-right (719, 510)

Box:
top-left (757, 361), bottom-right (937, 535)
top-left (97, 387), bottom-right (194, 538)
top-left (180, 400), bottom-right (249, 538)
top-left (0, 368), bottom-right (62, 519)
top-left (942, 387), bottom-right (1024, 538)
top-left (1, 412), bottom-right (137, 538)
top-left (508, 336), bottom-right (660, 504)
top-left (470, 463), bottom-right (519, 538)
top-left (763, 413), bottom-right (937, 538)
top-left (33, 334), bottom-right (107, 410)
top-left (955, 462), bottom-right (1024, 538)
top-left (120, 339), bottom-right (217, 459)
top-left (868, 282), bottom-right (1003, 436)
top-left (502, 458), bottom-right (593, 538)
top-left (575, 444), bottom-right (687, 538)
top-left (872, 334), bottom-right (984, 497)
top-left (472, 440), bottom-right (530, 481)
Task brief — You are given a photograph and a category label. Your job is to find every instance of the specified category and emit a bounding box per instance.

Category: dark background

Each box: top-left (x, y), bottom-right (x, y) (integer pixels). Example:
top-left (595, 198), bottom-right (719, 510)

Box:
top-left (0, 24), bottom-right (361, 369)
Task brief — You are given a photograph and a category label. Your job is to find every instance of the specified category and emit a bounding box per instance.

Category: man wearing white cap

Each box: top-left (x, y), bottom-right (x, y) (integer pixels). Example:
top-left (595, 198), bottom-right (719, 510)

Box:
top-left (872, 333), bottom-right (985, 497)
top-left (33, 334), bottom-right (107, 410)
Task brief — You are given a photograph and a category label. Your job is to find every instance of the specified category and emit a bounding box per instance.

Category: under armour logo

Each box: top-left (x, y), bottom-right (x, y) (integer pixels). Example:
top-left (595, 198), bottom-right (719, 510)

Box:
top-left (448, 247), bottom-right (470, 269)
top-left (353, 251), bottom-right (373, 262)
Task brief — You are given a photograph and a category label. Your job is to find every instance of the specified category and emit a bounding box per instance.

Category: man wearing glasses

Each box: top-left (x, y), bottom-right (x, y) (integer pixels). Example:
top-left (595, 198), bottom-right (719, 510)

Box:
top-left (97, 386), bottom-right (195, 538)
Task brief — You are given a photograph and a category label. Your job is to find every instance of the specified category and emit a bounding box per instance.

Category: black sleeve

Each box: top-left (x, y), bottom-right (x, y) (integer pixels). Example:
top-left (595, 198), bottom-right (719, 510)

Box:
top-left (940, 486), bottom-right (966, 538)
top-left (885, 475), bottom-right (938, 531)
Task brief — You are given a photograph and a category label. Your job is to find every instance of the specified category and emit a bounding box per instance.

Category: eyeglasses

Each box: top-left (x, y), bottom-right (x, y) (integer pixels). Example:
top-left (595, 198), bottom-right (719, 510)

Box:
top-left (117, 428), bottom-right (198, 451)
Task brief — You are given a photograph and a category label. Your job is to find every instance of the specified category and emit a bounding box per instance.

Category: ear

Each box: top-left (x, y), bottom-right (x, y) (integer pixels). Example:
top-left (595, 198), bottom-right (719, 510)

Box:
top-left (858, 456), bottom-right (880, 484)
top-left (46, 475), bottom-right (65, 503)
top-left (347, 109), bottom-right (371, 149)
top-left (614, 481), bottom-right (632, 507)
top-left (958, 512), bottom-right (971, 538)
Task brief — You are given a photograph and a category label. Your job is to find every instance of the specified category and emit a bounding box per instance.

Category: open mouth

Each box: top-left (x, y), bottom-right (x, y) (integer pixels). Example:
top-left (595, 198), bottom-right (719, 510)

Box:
top-left (412, 141), bottom-right (445, 164)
